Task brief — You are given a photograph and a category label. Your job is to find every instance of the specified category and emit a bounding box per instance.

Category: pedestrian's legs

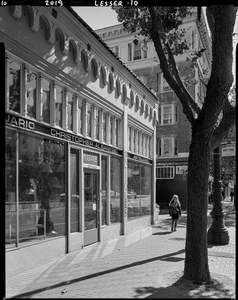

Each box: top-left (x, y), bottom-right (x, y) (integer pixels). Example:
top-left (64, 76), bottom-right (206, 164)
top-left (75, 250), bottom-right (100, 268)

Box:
top-left (174, 219), bottom-right (177, 231)
top-left (171, 219), bottom-right (174, 231)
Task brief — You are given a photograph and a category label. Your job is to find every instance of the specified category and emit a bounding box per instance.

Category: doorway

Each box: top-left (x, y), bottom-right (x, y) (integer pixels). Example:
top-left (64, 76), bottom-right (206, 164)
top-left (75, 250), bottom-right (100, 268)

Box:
top-left (84, 169), bottom-right (99, 246)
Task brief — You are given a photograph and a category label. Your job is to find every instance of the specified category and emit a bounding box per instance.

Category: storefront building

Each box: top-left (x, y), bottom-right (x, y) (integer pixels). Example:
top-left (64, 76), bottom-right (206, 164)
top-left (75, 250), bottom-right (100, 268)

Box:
top-left (2, 6), bottom-right (159, 275)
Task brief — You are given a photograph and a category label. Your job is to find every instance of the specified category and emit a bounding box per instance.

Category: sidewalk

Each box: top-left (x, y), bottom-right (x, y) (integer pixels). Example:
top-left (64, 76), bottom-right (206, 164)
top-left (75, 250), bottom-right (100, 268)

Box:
top-left (6, 199), bottom-right (235, 299)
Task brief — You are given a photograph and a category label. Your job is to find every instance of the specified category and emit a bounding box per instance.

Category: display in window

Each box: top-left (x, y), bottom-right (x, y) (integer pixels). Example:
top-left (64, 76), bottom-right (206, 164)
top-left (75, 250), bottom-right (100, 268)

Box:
top-left (14, 133), bottom-right (66, 245)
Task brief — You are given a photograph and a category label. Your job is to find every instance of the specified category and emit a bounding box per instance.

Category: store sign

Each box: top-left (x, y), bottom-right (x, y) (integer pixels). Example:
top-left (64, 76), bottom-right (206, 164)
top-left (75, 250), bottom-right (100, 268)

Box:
top-left (5, 113), bottom-right (122, 155)
top-left (5, 114), bottom-right (35, 130)
top-left (128, 153), bottom-right (152, 164)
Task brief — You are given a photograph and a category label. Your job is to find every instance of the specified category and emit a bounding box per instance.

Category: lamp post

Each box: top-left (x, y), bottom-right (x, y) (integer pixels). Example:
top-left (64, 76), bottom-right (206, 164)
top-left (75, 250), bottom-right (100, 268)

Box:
top-left (207, 146), bottom-right (229, 244)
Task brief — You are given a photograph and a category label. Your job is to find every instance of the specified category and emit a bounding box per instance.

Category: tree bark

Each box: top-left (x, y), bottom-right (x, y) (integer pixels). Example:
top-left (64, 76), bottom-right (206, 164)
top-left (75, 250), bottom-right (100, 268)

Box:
top-left (184, 127), bottom-right (211, 283)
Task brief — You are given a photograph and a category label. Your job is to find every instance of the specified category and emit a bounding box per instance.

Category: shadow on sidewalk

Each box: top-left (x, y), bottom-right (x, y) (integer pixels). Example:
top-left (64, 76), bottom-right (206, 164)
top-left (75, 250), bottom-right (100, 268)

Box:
top-left (134, 272), bottom-right (234, 299)
top-left (10, 248), bottom-right (185, 299)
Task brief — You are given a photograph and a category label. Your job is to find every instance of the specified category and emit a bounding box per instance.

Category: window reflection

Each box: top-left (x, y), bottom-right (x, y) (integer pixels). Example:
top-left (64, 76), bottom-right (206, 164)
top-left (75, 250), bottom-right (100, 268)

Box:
top-left (68, 91), bottom-right (74, 131)
top-left (26, 69), bottom-right (36, 119)
top-left (5, 128), bottom-right (17, 247)
top-left (127, 161), bottom-right (151, 219)
top-left (86, 103), bottom-right (92, 137)
top-left (55, 85), bottom-right (63, 127)
top-left (102, 112), bottom-right (106, 143)
top-left (5, 130), bottom-right (66, 247)
top-left (101, 156), bottom-right (108, 226)
top-left (78, 98), bottom-right (83, 134)
top-left (9, 59), bottom-right (21, 113)
top-left (95, 108), bottom-right (99, 140)
top-left (70, 149), bottom-right (79, 233)
top-left (42, 78), bottom-right (51, 124)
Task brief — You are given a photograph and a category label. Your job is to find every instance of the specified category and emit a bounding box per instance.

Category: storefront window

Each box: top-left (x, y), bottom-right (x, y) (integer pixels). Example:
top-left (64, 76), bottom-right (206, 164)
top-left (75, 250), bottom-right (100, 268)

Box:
top-left (68, 91), bottom-right (74, 131)
top-left (128, 127), bottom-right (131, 151)
top-left (5, 129), bottom-right (66, 247)
top-left (102, 112), bottom-right (106, 143)
top-left (110, 156), bottom-right (121, 223)
top-left (95, 108), bottom-right (99, 140)
top-left (86, 102), bottom-right (92, 137)
top-left (6, 128), bottom-right (17, 248)
top-left (26, 69), bottom-right (37, 119)
top-left (109, 116), bottom-right (113, 145)
top-left (115, 119), bottom-right (119, 147)
top-left (127, 161), bottom-right (151, 219)
top-left (78, 98), bottom-right (83, 134)
top-left (54, 85), bottom-right (63, 127)
top-left (9, 59), bottom-right (21, 113)
top-left (101, 156), bottom-right (108, 226)
top-left (132, 129), bottom-right (135, 152)
top-left (41, 78), bottom-right (51, 124)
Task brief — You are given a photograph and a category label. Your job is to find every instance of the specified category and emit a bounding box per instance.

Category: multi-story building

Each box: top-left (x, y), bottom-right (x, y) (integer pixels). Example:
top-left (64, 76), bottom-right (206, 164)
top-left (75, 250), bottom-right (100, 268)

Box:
top-left (96, 7), bottom-right (212, 209)
top-left (2, 6), bottom-right (159, 275)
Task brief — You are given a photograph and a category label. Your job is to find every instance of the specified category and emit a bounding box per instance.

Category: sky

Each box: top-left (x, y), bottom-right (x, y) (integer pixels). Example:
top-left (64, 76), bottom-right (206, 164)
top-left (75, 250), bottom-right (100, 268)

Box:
top-left (71, 7), bottom-right (120, 30)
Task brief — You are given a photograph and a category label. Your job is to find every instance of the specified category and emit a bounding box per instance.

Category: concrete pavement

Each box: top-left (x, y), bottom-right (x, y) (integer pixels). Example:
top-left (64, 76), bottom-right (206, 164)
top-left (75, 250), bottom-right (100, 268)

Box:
top-left (5, 198), bottom-right (235, 298)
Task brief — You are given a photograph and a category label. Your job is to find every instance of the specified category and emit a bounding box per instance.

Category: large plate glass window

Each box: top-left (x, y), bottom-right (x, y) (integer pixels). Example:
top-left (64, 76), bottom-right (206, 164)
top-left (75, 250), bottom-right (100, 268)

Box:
top-left (127, 161), bottom-right (151, 219)
top-left (18, 134), bottom-right (66, 242)
top-left (5, 130), bottom-right (66, 248)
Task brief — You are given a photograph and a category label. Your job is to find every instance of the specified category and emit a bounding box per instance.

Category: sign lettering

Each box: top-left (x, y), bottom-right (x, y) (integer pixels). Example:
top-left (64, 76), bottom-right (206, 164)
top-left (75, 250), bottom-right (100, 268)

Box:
top-left (5, 113), bottom-right (122, 155)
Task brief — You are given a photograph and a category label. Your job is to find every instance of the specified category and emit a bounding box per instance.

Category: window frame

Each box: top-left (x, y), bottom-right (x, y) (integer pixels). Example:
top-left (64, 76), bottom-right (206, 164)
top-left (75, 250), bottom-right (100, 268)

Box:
top-left (156, 166), bottom-right (175, 179)
top-left (157, 136), bottom-right (178, 157)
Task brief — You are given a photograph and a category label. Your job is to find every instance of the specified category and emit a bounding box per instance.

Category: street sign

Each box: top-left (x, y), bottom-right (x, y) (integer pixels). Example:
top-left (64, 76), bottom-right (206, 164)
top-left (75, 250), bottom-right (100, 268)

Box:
top-left (221, 145), bottom-right (236, 157)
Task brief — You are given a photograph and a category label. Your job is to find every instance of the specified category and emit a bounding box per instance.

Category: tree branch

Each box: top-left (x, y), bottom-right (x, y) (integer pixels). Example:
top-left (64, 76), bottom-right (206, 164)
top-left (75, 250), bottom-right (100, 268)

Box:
top-left (148, 6), bottom-right (197, 126)
top-left (165, 44), bottom-right (201, 115)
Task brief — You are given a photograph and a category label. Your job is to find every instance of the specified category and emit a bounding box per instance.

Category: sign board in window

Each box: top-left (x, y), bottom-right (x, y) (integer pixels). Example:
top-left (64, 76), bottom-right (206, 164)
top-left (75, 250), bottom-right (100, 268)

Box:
top-left (176, 166), bottom-right (188, 174)
top-left (83, 151), bottom-right (99, 169)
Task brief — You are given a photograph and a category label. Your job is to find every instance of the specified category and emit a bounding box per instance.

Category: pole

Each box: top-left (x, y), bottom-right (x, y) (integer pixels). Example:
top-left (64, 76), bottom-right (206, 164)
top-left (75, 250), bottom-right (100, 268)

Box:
top-left (207, 146), bottom-right (229, 245)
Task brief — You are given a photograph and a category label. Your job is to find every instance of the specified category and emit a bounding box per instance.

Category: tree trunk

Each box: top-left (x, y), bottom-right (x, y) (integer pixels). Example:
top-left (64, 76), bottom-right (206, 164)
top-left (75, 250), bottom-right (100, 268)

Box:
top-left (184, 128), bottom-right (211, 283)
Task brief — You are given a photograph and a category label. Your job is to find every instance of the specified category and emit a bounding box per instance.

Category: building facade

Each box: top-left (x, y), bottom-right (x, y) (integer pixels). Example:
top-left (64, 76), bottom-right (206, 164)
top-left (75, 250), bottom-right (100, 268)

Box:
top-left (96, 7), bottom-right (212, 209)
top-left (3, 6), bottom-right (159, 275)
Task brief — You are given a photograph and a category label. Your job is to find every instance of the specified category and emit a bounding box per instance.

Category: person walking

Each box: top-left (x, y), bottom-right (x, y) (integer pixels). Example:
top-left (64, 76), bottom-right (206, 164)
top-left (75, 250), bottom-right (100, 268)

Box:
top-left (230, 191), bottom-right (234, 202)
top-left (169, 195), bottom-right (182, 232)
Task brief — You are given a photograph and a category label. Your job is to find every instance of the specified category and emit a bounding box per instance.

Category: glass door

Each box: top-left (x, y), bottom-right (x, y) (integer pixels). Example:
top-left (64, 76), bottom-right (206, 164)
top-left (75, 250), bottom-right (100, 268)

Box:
top-left (84, 169), bottom-right (99, 246)
top-left (70, 148), bottom-right (80, 233)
